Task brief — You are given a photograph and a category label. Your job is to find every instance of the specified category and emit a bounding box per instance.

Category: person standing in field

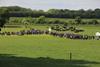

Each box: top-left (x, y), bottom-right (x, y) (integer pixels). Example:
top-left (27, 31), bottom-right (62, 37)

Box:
top-left (48, 27), bottom-right (52, 34)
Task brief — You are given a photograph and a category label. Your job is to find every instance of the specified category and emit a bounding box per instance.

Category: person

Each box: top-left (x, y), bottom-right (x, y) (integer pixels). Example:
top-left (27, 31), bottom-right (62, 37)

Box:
top-left (48, 27), bottom-right (52, 34)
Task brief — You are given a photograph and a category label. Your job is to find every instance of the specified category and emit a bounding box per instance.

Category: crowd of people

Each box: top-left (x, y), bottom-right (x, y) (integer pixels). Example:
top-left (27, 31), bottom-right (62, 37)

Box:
top-left (50, 32), bottom-right (95, 40)
top-left (0, 28), bottom-right (99, 40)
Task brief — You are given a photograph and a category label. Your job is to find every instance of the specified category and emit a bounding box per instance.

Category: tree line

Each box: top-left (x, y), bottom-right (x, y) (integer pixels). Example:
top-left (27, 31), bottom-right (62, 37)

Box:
top-left (8, 16), bottom-right (100, 25)
top-left (0, 6), bottom-right (100, 28)
top-left (0, 6), bottom-right (100, 18)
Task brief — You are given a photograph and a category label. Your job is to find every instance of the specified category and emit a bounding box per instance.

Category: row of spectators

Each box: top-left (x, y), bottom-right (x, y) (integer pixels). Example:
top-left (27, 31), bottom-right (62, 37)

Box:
top-left (0, 28), bottom-right (99, 40)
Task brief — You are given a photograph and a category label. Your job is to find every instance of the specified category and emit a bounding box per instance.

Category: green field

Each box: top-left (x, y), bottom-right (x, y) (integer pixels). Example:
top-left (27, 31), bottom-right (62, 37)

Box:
top-left (0, 25), bottom-right (100, 67)
top-left (0, 35), bottom-right (100, 67)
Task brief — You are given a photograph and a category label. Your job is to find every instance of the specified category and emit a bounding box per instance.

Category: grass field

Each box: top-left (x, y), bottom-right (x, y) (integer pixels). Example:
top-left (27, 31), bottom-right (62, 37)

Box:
top-left (0, 35), bottom-right (100, 67)
top-left (0, 25), bottom-right (100, 67)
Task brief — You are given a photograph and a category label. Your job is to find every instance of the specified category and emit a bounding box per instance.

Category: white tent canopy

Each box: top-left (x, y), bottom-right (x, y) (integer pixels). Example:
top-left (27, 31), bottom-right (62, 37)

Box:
top-left (95, 32), bottom-right (100, 40)
top-left (95, 32), bottom-right (100, 36)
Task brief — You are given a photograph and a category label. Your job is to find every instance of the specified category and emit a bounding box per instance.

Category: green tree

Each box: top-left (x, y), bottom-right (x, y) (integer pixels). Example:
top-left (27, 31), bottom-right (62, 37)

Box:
top-left (91, 20), bottom-right (99, 25)
top-left (0, 8), bottom-right (9, 28)
top-left (22, 18), bottom-right (29, 28)
top-left (75, 16), bottom-right (82, 24)
top-left (35, 16), bottom-right (46, 24)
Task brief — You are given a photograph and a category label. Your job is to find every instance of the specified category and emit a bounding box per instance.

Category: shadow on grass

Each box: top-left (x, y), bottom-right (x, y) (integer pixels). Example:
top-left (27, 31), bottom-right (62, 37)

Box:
top-left (0, 54), bottom-right (100, 67)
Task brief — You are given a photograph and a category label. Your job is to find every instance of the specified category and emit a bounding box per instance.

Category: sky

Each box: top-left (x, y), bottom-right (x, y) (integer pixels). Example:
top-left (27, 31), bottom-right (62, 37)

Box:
top-left (0, 0), bottom-right (100, 10)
